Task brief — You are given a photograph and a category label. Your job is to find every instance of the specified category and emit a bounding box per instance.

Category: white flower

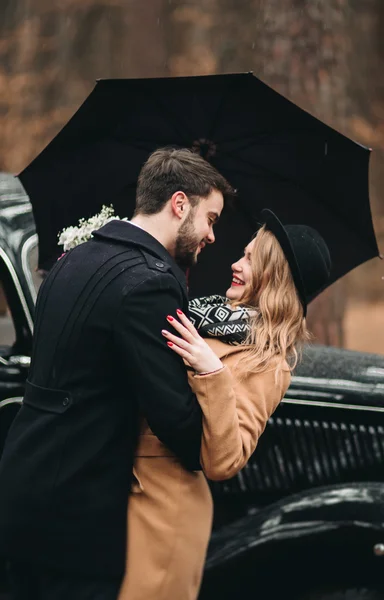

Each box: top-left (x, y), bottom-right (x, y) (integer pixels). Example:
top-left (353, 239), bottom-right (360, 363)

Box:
top-left (58, 205), bottom-right (128, 251)
top-left (58, 226), bottom-right (80, 252)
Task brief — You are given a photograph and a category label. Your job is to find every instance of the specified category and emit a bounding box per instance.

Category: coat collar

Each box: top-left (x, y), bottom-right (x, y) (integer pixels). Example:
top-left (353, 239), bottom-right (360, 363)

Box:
top-left (92, 220), bottom-right (187, 289)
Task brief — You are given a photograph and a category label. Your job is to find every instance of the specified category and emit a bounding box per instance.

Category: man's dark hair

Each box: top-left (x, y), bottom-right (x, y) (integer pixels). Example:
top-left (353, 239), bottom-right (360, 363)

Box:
top-left (134, 147), bottom-right (234, 216)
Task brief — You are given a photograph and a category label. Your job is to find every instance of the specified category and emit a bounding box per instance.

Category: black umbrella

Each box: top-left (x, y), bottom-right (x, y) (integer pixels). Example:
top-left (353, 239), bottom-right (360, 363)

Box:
top-left (19, 72), bottom-right (379, 299)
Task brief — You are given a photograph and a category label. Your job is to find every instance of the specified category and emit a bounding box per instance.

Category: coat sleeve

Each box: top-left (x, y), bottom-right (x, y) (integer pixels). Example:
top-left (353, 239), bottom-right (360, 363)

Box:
top-left (114, 270), bottom-right (202, 471)
top-left (189, 353), bottom-right (291, 481)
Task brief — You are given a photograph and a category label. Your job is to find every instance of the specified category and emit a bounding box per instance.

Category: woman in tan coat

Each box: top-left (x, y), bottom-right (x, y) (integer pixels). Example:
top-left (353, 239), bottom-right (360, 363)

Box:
top-left (118, 209), bottom-right (331, 600)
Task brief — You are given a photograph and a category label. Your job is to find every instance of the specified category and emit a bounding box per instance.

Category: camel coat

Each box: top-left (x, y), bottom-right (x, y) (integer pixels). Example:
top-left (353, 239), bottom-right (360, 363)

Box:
top-left (118, 339), bottom-right (291, 600)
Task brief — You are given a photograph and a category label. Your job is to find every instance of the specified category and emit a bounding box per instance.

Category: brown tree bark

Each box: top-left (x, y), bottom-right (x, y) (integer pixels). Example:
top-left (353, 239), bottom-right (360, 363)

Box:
top-left (342, 0), bottom-right (384, 303)
top-left (0, 0), bottom-right (168, 173)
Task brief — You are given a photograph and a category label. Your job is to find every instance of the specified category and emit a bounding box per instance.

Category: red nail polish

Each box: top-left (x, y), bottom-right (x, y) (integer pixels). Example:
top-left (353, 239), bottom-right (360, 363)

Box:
top-left (176, 309), bottom-right (183, 315)
top-left (167, 342), bottom-right (173, 347)
top-left (167, 315), bottom-right (174, 321)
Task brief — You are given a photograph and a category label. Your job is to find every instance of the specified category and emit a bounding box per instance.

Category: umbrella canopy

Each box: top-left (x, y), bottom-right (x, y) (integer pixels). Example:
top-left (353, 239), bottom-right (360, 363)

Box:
top-left (19, 72), bottom-right (379, 299)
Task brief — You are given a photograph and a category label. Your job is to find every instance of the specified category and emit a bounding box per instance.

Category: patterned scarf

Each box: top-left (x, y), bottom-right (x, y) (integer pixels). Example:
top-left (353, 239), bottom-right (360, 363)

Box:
top-left (188, 295), bottom-right (254, 345)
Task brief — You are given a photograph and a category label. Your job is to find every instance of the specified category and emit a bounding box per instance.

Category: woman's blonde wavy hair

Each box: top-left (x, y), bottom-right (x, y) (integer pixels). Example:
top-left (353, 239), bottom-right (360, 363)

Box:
top-left (230, 225), bottom-right (310, 379)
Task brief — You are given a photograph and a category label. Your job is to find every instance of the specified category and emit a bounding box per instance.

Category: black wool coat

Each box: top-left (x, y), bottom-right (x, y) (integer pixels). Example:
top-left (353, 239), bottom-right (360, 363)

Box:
top-left (0, 221), bottom-right (203, 578)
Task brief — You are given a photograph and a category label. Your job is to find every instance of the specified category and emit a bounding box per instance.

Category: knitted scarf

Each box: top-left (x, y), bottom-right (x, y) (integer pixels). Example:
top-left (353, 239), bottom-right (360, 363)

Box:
top-left (188, 295), bottom-right (254, 345)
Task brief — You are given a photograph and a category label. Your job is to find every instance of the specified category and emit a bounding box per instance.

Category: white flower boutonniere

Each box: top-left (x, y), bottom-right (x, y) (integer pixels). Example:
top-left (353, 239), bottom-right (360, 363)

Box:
top-left (58, 205), bottom-right (128, 252)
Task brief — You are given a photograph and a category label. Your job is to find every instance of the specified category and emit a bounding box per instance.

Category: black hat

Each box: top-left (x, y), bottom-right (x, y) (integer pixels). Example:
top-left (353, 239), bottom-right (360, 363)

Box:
top-left (260, 209), bottom-right (331, 317)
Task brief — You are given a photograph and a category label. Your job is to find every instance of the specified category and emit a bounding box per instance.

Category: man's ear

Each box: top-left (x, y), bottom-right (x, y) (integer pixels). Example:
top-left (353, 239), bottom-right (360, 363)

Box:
top-left (170, 191), bottom-right (188, 219)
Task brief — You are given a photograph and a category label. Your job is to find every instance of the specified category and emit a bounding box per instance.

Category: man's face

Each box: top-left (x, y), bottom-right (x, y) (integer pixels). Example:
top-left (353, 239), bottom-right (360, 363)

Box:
top-left (174, 189), bottom-right (224, 269)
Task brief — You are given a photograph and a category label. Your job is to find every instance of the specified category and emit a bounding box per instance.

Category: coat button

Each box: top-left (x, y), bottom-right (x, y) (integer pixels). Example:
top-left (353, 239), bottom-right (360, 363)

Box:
top-left (62, 397), bottom-right (70, 407)
top-left (155, 262), bottom-right (164, 268)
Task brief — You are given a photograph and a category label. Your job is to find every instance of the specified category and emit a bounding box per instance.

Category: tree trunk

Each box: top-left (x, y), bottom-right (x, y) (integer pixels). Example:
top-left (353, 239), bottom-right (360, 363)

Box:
top-left (0, 0), bottom-right (168, 174)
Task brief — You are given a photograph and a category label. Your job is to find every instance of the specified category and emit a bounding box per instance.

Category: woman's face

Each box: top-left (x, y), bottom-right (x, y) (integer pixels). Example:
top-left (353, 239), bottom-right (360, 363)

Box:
top-left (226, 238), bottom-right (256, 301)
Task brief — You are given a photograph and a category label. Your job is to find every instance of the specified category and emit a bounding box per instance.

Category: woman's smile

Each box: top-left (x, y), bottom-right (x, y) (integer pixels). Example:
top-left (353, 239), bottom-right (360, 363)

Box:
top-left (231, 275), bottom-right (245, 287)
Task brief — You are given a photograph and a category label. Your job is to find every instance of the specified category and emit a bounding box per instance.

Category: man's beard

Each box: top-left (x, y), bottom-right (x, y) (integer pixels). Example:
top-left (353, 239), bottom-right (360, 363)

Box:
top-left (174, 210), bottom-right (202, 269)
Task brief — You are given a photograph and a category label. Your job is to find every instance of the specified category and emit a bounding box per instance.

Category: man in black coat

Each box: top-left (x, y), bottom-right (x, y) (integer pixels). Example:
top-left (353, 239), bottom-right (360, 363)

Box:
top-left (0, 147), bottom-right (233, 599)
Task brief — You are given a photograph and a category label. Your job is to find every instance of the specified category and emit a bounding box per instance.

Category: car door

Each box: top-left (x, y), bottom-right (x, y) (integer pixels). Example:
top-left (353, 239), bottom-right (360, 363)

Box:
top-left (0, 173), bottom-right (40, 457)
top-left (210, 344), bottom-right (384, 529)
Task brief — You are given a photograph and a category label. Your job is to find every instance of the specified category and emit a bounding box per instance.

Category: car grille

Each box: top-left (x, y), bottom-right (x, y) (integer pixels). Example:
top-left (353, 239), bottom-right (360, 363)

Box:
top-left (210, 398), bottom-right (384, 498)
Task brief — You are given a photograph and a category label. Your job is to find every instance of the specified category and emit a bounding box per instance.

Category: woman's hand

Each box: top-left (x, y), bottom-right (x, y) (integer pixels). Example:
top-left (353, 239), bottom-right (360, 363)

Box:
top-left (162, 309), bottom-right (224, 374)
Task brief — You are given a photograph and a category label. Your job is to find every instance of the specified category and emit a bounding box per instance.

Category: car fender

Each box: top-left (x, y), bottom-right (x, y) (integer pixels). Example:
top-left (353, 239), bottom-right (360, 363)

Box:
top-left (206, 481), bottom-right (384, 572)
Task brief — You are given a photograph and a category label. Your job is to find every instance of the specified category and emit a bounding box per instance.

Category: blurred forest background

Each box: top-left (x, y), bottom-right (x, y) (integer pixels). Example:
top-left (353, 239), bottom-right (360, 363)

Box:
top-left (0, 0), bottom-right (383, 354)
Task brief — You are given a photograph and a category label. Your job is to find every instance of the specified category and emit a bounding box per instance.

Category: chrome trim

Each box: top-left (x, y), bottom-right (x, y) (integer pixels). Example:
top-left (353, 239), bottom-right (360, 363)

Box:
top-left (0, 356), bottom-right (30, 368)
top-left (364, 367), bottom-right (384, 378)
top-left (0, 396), bottom-right (23, 409)
top-left (21, 233), bottom-right (38, 302)
top-left (0, 246), bottom-right (33, 334)
top-left (8, 355), bottom-right (31, 368)
top-left (282, 397), bottom-right (384, 413)
top-left (0, 203), bottom-right (32, 219)
top-left (374, 543), bottom-right (384, 556)
top-left (285, 389), bottom-right (344, 401)
top-left (292, 375), bottom-right (384, 394)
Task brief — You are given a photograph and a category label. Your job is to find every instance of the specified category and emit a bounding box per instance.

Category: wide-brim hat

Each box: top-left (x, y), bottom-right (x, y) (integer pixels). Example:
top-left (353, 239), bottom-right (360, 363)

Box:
top-left (260, 209), bottom-right (332, 317)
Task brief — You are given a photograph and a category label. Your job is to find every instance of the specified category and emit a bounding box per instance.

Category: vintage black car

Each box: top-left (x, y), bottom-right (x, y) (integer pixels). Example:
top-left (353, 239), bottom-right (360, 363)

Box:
top-left (1, 173), bottom-right (384, 600)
